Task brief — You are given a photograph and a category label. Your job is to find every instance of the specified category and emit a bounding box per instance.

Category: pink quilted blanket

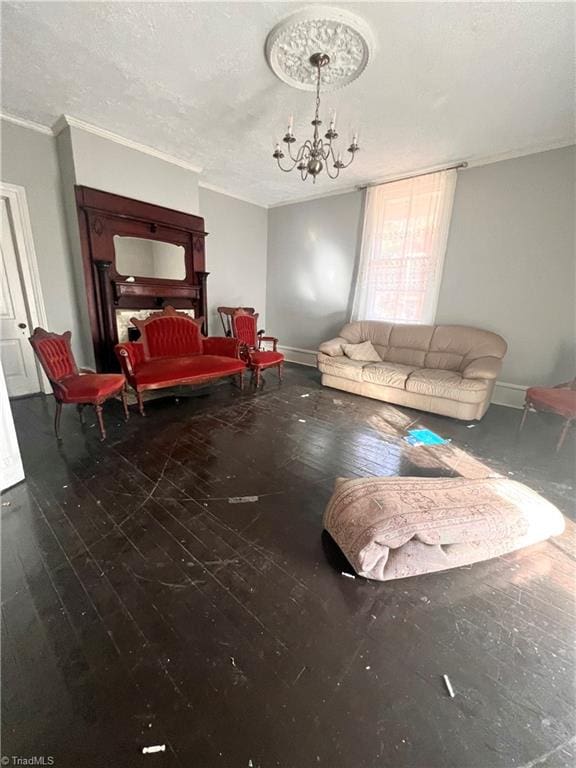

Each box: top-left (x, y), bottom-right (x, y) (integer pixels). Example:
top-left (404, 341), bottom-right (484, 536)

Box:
top-left (323, 477), bottom-right (565, 581)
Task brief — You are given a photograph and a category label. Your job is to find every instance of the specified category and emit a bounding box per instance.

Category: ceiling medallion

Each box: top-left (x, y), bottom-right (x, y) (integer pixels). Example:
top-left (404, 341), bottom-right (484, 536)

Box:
top-left (265, 7), bottom-right (374, 92)
top-left (267, 8), bottom-right (372, 183)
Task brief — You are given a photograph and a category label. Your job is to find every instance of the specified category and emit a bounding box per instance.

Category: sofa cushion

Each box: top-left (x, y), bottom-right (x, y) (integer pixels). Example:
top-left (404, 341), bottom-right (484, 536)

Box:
top-left (317, 354), bottom-right (366, 382)
top-left (323, 476), bottom-right (565, 581)
top-left (251, 350), bottom-right (284, 367)
top-left (406, 369), bottom-right (487, 403)
top-left (342, 341), bottom-right (381, 362)
top-left (318, 337), bottom-right (346, 357)
top-left (384, 325), bottom-right (434, 367)
top-left (57, 373), bottom-right (125, 403)
top-left (362, 362), bottom-right (416, 389)
top-left (142, 316), bottom-right (204, 358)
top-left (133, 355), bottom-right (245, 387)
top-left (426, 325), bottom-right (508, 372)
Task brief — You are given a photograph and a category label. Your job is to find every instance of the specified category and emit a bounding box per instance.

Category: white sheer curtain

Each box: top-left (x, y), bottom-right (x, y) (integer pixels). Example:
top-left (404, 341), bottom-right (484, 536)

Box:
top-left (351, 169), bottom-right (457, 324)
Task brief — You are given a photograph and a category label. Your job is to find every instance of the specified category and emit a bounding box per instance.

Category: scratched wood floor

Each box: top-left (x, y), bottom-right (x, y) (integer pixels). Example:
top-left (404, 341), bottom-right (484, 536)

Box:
top-left (2, 364), bottom-right (575, 768)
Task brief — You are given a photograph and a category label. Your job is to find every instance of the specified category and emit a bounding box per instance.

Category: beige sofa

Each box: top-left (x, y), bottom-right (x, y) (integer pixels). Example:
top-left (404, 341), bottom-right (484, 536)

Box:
top-left (317, 321), bottom-right (507, 420)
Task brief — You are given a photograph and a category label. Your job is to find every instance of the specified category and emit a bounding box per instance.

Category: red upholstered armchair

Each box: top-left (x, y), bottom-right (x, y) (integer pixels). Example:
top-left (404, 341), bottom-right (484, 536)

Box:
top-left (231, 309), bottom-right (284, 387)
top-left (29, 328), bottom-right (128, 440)
top-left (115, 305), bottom-right (246, 415)
top-left (519, 378), bottom-right (576, 451)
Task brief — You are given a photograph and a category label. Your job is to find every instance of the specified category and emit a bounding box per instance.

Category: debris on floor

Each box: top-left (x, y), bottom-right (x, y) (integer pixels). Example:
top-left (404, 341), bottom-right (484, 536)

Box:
top-left (300, 393), bottom-right (310, 398)
top-left (341, 572), bottom-right (356, 579)
top-left (442, 674), bottom-right (455, 698)
top-left (230, 656), bottom-right (237, 667)
top-left (1, 501), bottom-right (11, 507)
top-left (405, 428), bottom-right (450, 446)
top-left (298, 418), bottom-right (306, 423)
top-left (142, 744), bottom-right (166, 754)
top-left (466, 424), bottom-right (476, 429)
top-left (228, 496), bottom-right (259, 504)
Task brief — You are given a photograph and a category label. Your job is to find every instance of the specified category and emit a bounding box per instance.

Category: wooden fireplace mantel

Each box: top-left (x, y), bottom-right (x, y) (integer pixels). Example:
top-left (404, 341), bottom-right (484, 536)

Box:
top-left (75, 186), bottom-right (209, 372)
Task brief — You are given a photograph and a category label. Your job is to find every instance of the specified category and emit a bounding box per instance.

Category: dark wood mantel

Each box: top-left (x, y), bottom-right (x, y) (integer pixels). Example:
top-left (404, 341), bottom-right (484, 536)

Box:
top-left (75, 186), bottom-right (208, 372)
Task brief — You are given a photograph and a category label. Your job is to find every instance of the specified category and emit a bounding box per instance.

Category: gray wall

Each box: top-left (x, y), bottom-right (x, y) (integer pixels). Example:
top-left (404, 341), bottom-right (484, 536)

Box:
top-left (67, 126), bottom-right (200, 213)
top-left (266, 191), bottom-right (364, 348)
top-left (0, 119), bottom-right (85, 362)
top-left (266, 146), bottom-right (575, 386)
top-left (436, 146), bottom-right (575, 385)
top-left (56, 124), bottom-right (202, 365)
top-left (199, 187), bottom-right (268, 335)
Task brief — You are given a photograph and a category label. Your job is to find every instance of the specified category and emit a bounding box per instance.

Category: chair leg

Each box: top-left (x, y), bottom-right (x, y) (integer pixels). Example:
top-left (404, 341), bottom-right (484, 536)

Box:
top-left (277, 363), bottom-right (283, 384)
top-left (121, 388), bottom-right (130, 421)
top-left (238, 370), bottom-right (244, 391)
top-left (76, 404), bottom-right (85, 425)
top-left (254, 367), bottom-right (262, 389)
top-left (54, 401), bottom-right (63, 440)
top-left (519, 400), bottom-right (531, 432)
top-left (137, 391), bottom-right (145, 416)
top-left (94, 404), bottom-right (106, 441)
top-left (556, 418), bottom-right (573, 452)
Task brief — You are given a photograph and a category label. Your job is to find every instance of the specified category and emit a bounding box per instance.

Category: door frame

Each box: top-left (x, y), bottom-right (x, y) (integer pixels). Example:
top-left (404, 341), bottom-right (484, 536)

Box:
top-left (1, 181), bottom-right (50, 394)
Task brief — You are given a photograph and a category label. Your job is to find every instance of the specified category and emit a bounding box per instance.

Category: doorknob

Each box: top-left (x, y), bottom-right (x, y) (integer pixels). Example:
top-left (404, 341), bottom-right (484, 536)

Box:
top-left (18, 322), bottom-right (27, 329)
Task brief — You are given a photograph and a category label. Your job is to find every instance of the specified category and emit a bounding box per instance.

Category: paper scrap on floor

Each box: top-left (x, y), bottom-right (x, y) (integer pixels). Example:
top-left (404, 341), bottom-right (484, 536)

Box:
top-left (404, 428), bottom-right (449, 446)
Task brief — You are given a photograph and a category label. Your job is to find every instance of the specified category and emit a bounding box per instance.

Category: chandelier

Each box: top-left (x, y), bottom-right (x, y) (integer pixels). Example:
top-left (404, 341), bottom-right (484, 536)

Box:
top-left (272, 53), bottom-right (359, 183)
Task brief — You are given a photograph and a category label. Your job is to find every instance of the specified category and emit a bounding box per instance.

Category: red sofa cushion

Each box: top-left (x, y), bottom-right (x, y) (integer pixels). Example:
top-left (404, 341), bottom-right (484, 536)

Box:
top-left (527, 387), bottom-right (576, 419)
top-left (133, 355), bottom-right (245, 388)
top-left (56, 373), bottom-right (125, 403)
top-left (251, 350), bottom-right (284, 367)
top-left (144, 317), bottom-right (204, 359)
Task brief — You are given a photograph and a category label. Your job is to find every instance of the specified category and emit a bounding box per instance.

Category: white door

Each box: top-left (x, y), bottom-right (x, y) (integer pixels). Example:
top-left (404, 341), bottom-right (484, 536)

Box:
top-left (0, 192), bottom-right (42, 396)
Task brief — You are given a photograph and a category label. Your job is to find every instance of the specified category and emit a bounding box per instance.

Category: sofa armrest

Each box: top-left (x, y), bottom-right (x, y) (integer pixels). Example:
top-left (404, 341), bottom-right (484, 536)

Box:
top-left (202, 336), bottom-right (241, 358)
top-left (318, 337), bottom-right (347, 357)
top-left (115, 342), bottom-right (146, 381)
top-left (462, 356), bottom-right (502, 381)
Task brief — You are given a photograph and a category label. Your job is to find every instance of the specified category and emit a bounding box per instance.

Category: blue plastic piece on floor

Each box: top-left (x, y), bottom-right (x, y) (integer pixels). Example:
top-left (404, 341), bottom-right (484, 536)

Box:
top-left (405, 428), bottom-right (449, 446)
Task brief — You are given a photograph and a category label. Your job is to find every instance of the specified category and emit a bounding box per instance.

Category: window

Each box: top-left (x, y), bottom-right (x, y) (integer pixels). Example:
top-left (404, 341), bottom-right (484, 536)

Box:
top-left (351, 169), bottom-right (457, 324)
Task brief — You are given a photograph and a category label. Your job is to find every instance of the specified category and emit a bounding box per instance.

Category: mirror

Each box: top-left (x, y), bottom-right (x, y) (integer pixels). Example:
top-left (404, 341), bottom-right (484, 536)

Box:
top-left (114, 236), bottom-right (186, 280)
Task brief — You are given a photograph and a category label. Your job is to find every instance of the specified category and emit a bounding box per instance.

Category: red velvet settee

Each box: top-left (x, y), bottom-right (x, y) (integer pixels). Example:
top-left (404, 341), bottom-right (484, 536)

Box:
top-left (115, 306), bottom-right (246, 414)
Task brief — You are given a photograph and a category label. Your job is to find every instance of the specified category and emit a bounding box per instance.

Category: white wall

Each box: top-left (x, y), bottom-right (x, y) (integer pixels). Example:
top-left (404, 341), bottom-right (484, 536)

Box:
top-left (0, 119), bottom-right (85, 362)
top-left (199, 187), bottom-right (268, 336)
top-left (265, 146), bottom-right (575, 388)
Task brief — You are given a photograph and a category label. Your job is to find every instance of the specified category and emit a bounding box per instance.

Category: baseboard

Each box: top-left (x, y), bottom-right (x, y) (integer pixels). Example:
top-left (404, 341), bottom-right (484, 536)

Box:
top-left (491, 381), bottom-right (527, 409)
top-left (279, 346), bottom-right (527, 409)
top-left (278, 345), bottom-right (317, 367)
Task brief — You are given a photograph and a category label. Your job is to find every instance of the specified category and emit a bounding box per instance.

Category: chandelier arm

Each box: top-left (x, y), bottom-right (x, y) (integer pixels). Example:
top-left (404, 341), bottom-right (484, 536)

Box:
top-left (325, 162), bottom-right (340, 180)
top-left (341, 151), bottom-right (358, 168)
top-left (275, 155), bottom-right (299, 173)
top-left (287, 141), bottom-right (301, 163)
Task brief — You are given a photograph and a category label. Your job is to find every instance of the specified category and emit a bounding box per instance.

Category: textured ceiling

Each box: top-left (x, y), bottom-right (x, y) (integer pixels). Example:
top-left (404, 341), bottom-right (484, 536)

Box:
top-left (2, 2), bottom-right (574, 207)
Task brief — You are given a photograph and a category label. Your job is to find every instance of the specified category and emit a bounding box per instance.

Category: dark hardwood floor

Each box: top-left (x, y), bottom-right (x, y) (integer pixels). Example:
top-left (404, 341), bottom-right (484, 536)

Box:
top-left (2, 364), bottom-right (575, 767)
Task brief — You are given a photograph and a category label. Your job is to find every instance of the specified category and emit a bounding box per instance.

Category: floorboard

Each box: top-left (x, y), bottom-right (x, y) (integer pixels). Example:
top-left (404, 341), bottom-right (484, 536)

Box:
top-left (2, 364), bottom-right (574, 767)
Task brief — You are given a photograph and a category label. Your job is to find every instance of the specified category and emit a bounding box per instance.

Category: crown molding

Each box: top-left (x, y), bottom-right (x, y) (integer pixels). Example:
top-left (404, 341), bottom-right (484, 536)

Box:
top-left (268, 183), bottom-right (360, 208)
top-left (52, 114), bottom-right (203, 174)
top-left (464, 136), bottom-right (575, 170)
top-left (269, 136), bottom-right (575, 208)
top-left (0, 112), bottom-right (53, 135)
top-left (199, 182), bottom-right (268, 209)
